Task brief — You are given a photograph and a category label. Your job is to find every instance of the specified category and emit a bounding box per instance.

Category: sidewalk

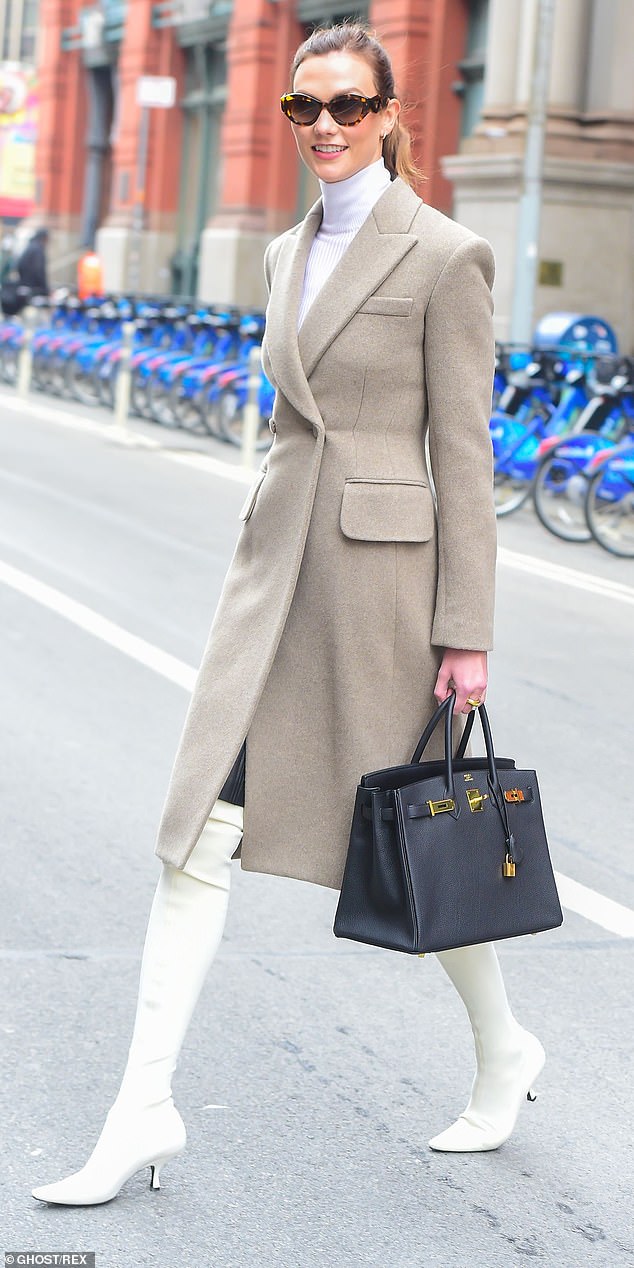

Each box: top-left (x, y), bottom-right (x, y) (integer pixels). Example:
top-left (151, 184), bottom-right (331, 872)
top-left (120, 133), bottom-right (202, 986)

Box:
top-left (0, 380), bottom-right (258, 484)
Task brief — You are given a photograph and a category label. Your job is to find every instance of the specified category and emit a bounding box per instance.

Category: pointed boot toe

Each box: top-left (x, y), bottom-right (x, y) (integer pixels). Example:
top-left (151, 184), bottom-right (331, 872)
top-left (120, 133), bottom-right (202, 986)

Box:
top-left (428, 1030), bottom-right (546, 1153)
top-left (31, 1102), bottom-right (187, 1206)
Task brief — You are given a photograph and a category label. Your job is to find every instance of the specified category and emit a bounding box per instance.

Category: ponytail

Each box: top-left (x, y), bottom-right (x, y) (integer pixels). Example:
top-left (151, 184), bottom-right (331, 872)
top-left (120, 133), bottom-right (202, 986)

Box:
top-left (382, 118), bottom-right (424, 188)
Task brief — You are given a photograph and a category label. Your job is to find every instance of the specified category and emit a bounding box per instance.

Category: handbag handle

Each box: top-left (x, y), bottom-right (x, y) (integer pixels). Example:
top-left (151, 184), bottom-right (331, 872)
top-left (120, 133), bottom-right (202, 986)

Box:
top-left (410, 692), bottom-right (475, 765)
top-left (411, 693), bottom-right (515, 857)
top-left (411, 693), bottom-right (497, 798)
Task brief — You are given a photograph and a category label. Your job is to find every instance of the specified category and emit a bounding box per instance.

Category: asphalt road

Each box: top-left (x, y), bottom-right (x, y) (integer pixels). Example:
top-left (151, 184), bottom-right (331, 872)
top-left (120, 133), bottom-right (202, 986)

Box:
top-left (1, 393), bottom-right (633, 1268)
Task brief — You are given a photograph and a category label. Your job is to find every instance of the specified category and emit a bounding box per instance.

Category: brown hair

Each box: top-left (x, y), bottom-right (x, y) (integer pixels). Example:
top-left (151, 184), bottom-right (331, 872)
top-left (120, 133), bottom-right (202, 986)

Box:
top-left (289, 22), bottom-right (423, 188)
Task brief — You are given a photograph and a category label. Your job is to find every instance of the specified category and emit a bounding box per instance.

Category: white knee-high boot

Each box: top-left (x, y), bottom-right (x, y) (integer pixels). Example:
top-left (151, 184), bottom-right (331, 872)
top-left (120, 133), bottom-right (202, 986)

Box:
top-left (428, 942), bottom-right (545, 1152)
top-left (32, 800), bottom-right (243, 1206)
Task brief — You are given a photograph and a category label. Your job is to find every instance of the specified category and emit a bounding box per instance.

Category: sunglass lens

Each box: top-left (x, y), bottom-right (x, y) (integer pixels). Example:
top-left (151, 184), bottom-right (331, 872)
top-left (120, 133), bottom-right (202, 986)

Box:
top-left (330, 95), bottom-right (366, 125)
top-left (286, 95), bottom-right (319, 125)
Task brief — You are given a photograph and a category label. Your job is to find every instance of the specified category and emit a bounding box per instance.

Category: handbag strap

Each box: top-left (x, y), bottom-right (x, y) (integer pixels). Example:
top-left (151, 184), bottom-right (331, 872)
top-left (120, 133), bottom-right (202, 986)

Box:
top-left (410, 693), bottom-right (460, 800)
top-left (410, 696), bottom-right (514, 854)
top-left (410, 692), bottom-right (476, 764)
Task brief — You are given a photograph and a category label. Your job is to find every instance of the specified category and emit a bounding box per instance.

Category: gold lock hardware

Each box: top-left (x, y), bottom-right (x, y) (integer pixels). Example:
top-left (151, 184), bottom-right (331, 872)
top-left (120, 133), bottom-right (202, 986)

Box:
top-left (503, 854), bottom-right (516, 878)
top-left (427, 798), bottom-right (455, 816)
top-left (504, 788), bottom-right (525, 803)
top-left (466, 788), bottom-right (488, 813)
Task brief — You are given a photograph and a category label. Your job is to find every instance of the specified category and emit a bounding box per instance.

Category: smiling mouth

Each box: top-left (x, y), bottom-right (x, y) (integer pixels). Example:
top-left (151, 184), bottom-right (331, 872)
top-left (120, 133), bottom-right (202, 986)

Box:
top-left (312, 144), bottom-right (347, 153)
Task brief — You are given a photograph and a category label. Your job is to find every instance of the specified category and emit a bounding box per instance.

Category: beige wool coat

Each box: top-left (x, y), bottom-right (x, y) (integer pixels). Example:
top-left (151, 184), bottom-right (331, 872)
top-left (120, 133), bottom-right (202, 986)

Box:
top-left (155, 175), bottom-right (497, 890)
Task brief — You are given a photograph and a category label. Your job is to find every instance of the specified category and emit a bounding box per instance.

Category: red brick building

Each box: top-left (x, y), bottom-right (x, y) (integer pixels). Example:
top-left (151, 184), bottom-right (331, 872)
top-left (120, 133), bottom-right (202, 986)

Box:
top-left (33, 2), bottom-right (634, 344)
top-left (35, 0), bottom-right (478, 305)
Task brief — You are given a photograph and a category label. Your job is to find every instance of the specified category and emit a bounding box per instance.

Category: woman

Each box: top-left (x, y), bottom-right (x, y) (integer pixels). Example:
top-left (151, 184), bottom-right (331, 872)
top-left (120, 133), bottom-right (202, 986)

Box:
top-left (32, 23), bottom-right (545, 1207)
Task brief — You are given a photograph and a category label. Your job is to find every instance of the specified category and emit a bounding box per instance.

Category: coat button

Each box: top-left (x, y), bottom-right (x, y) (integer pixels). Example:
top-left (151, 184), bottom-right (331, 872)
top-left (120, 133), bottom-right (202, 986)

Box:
top-left (269, 418), bottom-right (276, 434)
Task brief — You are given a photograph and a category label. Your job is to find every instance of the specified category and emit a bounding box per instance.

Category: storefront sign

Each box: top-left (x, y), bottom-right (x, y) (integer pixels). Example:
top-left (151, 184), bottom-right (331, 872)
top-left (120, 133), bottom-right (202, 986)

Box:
top-left (0, 64), bottom-right (38, 219)
top-left (136, 75), bottom-right (177, 109)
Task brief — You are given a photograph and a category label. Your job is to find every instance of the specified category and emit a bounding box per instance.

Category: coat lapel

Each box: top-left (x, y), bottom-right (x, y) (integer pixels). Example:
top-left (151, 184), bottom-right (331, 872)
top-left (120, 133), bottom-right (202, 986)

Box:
top-left (263, 199), bottom-right (324, 431)
top-left (298, 177), bottom-right (420, 381)
top-left (263, 177), bottom-right (422, 430)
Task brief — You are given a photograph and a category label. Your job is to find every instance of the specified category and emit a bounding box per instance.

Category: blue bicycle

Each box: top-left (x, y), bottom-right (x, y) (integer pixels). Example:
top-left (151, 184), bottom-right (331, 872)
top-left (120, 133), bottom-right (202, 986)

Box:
top-left (533, 359), bottom-right (634, 541)
top-left (584, 437), bottom-right (634, 556)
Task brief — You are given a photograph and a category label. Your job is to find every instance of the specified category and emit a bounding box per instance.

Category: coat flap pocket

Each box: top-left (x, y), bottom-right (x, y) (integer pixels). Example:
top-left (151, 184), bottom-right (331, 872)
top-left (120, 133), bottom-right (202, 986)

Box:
top-left (357, 295), bottom-right (413, 317)
top-left (340, 478), bottom-right (434, 542)
top-left (238, 464), bottom-right (268, 522)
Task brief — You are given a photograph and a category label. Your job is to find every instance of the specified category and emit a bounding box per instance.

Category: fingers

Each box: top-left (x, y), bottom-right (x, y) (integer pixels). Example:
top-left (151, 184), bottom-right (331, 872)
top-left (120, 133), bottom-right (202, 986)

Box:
top-left (434, 649), bottom-right (488, 715)
top-left (433, 663), bottom-right (453, 705)
top-left (459, 688), bottom-right (487, 716)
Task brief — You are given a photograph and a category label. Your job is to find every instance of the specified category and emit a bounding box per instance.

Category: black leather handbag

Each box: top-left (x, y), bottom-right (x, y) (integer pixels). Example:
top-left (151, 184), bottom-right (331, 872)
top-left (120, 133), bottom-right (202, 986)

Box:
top-left (334, 693), bottom-right (563, 954)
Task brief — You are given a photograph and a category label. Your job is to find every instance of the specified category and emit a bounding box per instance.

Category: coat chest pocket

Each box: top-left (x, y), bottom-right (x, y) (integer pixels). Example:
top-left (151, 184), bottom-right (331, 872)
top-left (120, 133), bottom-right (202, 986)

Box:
top-left (340, 478), bottom-right (435, 542)
top-left (357, 296), bottom-right (413, 317)
top-left (238, 463), bottom-right (268, 522)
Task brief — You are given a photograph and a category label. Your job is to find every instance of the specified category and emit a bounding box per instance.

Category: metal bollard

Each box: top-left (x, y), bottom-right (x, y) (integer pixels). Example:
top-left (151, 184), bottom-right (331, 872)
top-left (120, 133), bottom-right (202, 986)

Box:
top-left (17, 305), bottom-right (36, 398)
top-left (241, 344), bottom-right (262, 470)
top-left (114, 320), bottom-right (136, 432)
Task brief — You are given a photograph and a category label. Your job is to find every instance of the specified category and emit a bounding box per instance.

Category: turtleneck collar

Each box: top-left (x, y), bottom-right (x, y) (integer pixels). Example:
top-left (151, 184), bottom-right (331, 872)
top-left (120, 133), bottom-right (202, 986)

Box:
top-left (319, 158), bottom-right (391, 235)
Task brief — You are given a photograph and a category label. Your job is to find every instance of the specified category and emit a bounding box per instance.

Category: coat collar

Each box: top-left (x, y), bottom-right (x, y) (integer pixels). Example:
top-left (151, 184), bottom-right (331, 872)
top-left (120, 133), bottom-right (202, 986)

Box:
top-left (264, 177), bottom-right (421, 433)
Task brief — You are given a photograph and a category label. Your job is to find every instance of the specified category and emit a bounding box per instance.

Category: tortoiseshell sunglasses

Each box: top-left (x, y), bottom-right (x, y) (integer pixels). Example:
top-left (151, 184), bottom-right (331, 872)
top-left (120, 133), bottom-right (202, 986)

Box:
top-left (280, 92), bottom-right (387, 127)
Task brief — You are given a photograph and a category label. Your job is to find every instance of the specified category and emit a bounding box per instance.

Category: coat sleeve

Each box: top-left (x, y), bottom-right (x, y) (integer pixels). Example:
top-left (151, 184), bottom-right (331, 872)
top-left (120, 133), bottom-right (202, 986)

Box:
top-left (423, 235), bottom-right (497, 652)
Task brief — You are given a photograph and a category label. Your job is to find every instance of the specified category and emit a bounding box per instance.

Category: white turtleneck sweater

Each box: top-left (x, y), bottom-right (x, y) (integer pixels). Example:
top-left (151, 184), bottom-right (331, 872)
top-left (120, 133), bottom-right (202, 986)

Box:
top-left (297, 158), bottom-right (392, 329)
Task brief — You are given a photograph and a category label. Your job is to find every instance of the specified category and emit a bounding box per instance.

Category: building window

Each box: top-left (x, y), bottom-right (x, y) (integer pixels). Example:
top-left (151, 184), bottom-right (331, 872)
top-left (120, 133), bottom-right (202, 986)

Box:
top-left (173, 42), bottom-right (226, 296)
top-left (457, 0), bottom-right (488, 139)
top-left (2, 0), bottom-right (14, 60)
top-left (0, 0), bottom-right (41, 63)
top-left (20, 0), bottom-right (38, 61)
top-left (297, 3), bottom-right (369, 30)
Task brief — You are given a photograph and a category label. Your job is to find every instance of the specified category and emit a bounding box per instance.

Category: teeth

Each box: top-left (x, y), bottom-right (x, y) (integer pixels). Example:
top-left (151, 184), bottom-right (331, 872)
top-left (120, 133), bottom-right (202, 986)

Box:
top-left (314, 145), bottom-right (346, 152)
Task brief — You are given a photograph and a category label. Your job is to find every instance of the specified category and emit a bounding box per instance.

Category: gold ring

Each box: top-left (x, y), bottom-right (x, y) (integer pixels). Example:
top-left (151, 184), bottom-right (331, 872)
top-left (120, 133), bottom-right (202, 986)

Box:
top-left (466, 696), bottom-right (481, 708)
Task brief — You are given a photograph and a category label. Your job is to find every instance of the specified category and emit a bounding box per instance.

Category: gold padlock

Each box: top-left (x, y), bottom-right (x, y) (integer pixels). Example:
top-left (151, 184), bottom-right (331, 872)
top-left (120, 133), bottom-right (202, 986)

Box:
top-left (503, 854), bottom-right (516, 878)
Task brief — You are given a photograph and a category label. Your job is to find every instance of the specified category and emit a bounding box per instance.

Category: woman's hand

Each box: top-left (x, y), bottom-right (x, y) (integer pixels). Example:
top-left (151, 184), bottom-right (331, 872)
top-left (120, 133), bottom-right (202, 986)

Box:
top-left (434, 648), bottom-right (488, 715)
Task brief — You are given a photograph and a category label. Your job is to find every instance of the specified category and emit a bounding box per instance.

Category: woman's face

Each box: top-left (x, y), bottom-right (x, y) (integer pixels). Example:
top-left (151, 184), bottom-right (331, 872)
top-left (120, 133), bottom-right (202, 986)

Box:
top-left (290, 51), bottom-right (400, 184)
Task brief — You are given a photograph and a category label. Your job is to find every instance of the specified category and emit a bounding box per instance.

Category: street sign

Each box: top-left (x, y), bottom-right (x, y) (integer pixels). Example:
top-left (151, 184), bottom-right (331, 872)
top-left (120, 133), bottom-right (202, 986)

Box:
top-left (136, 75), bottom-right (177, 109)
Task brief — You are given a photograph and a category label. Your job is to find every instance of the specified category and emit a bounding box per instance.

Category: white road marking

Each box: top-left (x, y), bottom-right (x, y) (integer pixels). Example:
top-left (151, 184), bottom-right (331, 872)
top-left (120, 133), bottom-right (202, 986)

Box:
top-left (553, 873), bottom-right (634, 938)
top-left (0, 559), bottom-right (196, 692)
top-left (1, 556), bottom-right (632, 941)
top-left (498, 546), bottom-right (634, 606)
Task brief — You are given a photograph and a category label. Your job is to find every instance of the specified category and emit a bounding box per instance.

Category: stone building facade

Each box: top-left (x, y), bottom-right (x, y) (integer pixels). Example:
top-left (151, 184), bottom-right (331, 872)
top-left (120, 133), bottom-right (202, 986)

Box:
top-left (447, 0), bottom-right (634, 345)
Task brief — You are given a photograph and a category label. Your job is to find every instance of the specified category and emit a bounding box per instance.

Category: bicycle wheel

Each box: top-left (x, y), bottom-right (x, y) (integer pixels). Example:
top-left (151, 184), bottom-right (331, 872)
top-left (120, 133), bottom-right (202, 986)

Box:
top-left (99, 362), bottom-right (116, 408)
top-left (585, 464), bottom-right (634, 557)
top-left (533, 456), bottom-right (592, 542)
top-left (66, 357), bottom-right (101, 406)
top-left (197, 382), bottom-right (225, 438)
top-left (494, 471), bottom-right (534, 517)
top-left (218, 386), bottom-right (271, 450)
top-left (130, 367), bottom-right (152, 417)
top-left (147, 372), bottom-right (179, 427)
top-left (0, 343), bottom-right (19, 384)
top-left (168, 377), bottom-right (206, 433)
top-left (32, 351), bottom-right (53, 392)
top-left (48, 353), bottom-right (69, 397)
